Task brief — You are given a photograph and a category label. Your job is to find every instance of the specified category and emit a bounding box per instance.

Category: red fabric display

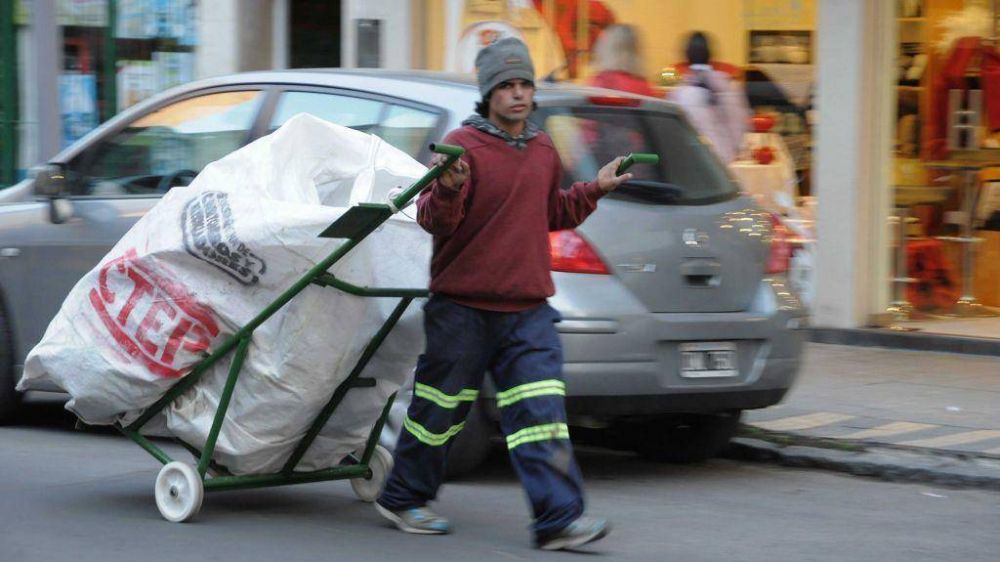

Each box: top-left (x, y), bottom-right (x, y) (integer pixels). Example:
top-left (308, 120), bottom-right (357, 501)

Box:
top-left (905, 238), bottom-right (960, 311)
top-left (929, 37), bottom-right (1000, 159)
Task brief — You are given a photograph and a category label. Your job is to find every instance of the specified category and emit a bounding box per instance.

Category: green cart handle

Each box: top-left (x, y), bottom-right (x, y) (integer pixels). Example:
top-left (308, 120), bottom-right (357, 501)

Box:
top-left (428, 143), bottom-right (465, 158)
top-left (616, 153), bottom-right (659, 176)
top-left (389, 143), bottom-right (466, 212)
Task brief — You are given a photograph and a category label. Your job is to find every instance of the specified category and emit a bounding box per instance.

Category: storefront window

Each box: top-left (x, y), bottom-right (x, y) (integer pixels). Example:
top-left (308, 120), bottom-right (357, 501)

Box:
top-left (53, 1), bottom-right (198, 148)
top-left (58, 2), bottom-right (106, 148)
top-left (115, 1), bottom-right (198, 110)
top-left (886, 0), bottom-right (1000, 338)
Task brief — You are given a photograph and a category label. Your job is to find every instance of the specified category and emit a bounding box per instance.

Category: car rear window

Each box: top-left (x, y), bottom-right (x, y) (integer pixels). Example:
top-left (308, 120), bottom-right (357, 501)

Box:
top-left (536, 106), bottom-right (739, 204)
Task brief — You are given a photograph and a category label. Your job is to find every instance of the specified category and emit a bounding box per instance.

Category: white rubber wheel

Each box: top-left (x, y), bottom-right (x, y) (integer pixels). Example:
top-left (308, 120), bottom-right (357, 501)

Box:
top-left (155, 461), bottom-right (204, 522)
top-left (351, 445), bottom-right (393, 503)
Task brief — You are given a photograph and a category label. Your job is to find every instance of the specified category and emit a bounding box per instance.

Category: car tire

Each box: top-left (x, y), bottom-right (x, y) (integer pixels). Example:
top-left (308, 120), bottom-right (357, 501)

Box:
top-left (0, 299), bottom-right (19, 425)
top-left (445, 401), bottom-right (495, 479)
top-left (632, 411), bottom-right (742, 463)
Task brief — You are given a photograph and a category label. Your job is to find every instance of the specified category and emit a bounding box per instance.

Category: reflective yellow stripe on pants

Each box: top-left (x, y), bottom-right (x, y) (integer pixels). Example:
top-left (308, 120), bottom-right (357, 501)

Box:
top-left (404, 416), bottom-right (465, 447)
top-left (505, 422), bottom-right (570, 450)
top-left (414, 382), bottom-right (479, 409)
top-left (496, 380), bottom-right (565, 408)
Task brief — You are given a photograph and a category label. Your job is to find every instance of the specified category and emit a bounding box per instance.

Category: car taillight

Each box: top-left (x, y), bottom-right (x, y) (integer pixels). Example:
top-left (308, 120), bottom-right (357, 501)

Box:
top-left (766, 213), bottom-right (792, 274)
top-left (550, 230), bottom-right (610, 274)
top-left (586, 95), bottom-right (642, 107)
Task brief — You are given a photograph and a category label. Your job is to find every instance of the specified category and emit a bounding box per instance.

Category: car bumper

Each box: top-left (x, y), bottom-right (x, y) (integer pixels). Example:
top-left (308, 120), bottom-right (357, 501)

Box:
top-left (563, 358), bottom-right (799, 416)
top-left (549, 273), bottom-right (806, 417)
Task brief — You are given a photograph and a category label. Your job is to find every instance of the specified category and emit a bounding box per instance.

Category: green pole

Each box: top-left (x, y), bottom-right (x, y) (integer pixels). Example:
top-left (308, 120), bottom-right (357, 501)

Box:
top-left (197, 335), bottom-right (252, 477)
top-left (103, 0), bottom-right (117, 121)
top-left (119, 427), bottom-right (175, 465)
top-left (360, 392), bottom-right (396, 466)
top-left (280, 298), bottom-right (412, 474)
top-left (203, 465), bottom-right (370, 492)
top-left (0, 0), bottom-right (18, 186)
top-left (389, 143), bottom-right (463, 211)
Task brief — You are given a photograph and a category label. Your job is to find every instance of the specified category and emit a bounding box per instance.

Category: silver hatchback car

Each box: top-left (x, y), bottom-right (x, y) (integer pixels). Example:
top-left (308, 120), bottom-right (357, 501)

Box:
top-left (0, 70), bottom-right (805, 472)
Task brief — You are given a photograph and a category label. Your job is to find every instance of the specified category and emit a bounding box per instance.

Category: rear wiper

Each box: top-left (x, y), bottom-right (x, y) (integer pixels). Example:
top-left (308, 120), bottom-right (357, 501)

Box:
top-left (611, 179), bottom-right (684, 203)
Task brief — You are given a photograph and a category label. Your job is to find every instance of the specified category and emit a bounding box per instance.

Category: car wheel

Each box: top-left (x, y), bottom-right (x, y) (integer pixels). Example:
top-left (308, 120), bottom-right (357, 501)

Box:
top-left (632, 411), bottom-right (742, 463)
top-left (0, 300), bottom-right (19, 424)
top-left (446, 401), bottom-right (495, 479)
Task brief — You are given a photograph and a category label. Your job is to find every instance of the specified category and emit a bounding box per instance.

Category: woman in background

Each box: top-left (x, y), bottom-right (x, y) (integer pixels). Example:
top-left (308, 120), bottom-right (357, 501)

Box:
top-left (587, 25), bottom-right (657, 97)
top-left (670, 31), bottom-right (751, 163)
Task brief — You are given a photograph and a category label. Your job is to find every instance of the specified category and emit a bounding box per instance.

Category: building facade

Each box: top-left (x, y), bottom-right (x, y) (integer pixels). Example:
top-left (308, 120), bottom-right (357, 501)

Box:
top-left (2, 0), bottom-right (998, 339)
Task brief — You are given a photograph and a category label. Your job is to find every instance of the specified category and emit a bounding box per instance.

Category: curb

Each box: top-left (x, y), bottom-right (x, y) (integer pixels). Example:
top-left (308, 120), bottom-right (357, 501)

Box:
top-left (724, 434), bottom-right (1000, 491)
top-left (807, 327), bottom-right (1000, 357)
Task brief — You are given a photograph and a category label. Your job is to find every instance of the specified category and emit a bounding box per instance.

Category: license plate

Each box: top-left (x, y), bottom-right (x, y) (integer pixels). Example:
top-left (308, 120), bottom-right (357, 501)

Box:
top-left (679, 342), bottom-right (738, 378)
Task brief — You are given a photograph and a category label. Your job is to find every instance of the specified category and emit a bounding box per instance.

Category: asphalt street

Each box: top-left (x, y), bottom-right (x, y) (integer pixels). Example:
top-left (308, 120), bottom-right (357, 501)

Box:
top-left (2, 403), bottom-right (998, 562)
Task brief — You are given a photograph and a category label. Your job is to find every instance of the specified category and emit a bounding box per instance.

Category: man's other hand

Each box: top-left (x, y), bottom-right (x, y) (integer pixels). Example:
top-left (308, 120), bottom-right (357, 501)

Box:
top-left (597, 157), bottom-right (633, 193)
top-left (431, 154), bottom-right (470, 190)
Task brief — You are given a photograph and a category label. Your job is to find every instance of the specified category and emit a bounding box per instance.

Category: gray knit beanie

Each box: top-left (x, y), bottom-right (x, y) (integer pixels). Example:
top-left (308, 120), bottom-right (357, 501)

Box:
top-left (475, 37), bottom-right (535, 96)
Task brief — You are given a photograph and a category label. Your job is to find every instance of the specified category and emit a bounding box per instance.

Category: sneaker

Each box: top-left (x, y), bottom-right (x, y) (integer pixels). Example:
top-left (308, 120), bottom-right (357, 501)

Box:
top-left (536, 516), bottom-right (611, 551)
top-left (375, 503), bottom-right (451, 535)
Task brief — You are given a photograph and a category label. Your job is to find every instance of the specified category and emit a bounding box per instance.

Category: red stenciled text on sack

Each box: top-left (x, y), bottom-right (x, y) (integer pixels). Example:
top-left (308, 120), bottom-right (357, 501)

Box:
top-left (88, 248), bottom-right (221, 378)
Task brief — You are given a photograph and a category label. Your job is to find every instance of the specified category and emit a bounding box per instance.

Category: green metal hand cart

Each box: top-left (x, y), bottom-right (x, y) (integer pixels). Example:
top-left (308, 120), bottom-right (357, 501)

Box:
top-left (112, 144), bottom-right (657, 523)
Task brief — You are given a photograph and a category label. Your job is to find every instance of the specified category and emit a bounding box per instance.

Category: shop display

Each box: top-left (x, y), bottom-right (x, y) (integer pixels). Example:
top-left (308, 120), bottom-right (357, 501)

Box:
top-left (906, 238), bottom-right (960, 311)
top-left (154, 51), bottom-right (194, 91)
top-left (897, 113), bottom-right (921, 158)
top-left (115, 1), bottom-right (199, 110)
top-left (752, 145), bottom-right (776, 165)
top-left (898, 44), bottom-right (927, 86)
top-left (456, 21), bottom-right (525, 73)
top-left (116, 0), bottom-right (155, 39)
top-left (929, 38), bottom-right (1000, 159)
top-left (57, 0), bottom-right (108, 27)
top-left (748, 31), bottom-right (811, 65)
top-left (529, 0), bottom-right (614, 78)
top-left (885, 0), bottom-right (1000, 327)
top-left (900, 0), bottom-right (923, 18)
top-left (117, 60), bottom-right (156, 112)
top-left (117, 0), bottom-right (196, 41)
top-left (58, 73), bottom-right (99, 148)
top-left (751, 113), bottom-right (776, 133)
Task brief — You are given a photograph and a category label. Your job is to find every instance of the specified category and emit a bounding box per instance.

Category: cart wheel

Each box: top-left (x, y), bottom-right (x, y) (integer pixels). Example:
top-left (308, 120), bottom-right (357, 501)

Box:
top-left (351, 445), bottom-right (393, 503)
top-left (155, 462), bottom-right (204, 523)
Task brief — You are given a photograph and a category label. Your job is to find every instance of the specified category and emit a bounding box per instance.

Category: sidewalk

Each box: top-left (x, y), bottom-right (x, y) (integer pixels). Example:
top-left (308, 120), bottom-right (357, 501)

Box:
top-left (734, 343), bottom-right (1000, 489)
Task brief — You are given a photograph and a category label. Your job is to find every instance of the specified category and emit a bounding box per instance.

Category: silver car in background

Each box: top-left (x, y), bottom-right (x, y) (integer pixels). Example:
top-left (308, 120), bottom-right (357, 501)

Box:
top-left (0, 70), bottom-right (805, 473)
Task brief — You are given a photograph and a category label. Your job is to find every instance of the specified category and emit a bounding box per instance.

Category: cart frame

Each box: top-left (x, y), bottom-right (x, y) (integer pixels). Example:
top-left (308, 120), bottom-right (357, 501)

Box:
top-left (110, 144), bottom-right (655, 521)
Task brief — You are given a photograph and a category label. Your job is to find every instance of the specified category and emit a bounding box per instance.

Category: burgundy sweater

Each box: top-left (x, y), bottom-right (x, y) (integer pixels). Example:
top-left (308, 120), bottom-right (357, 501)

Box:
top-left (417, 125), bottom-right (606, 311)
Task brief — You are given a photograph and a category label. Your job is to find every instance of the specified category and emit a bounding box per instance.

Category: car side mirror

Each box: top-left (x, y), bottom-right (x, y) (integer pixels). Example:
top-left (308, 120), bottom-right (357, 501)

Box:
top-left (32, 164), bottom-right (67, 197)
top-left (31, 164), bottom-right (73, 224)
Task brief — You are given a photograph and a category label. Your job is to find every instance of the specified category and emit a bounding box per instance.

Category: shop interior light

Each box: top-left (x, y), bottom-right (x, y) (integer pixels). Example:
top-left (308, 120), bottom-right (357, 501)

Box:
top-left (550, 230), bottom-right (610, 274)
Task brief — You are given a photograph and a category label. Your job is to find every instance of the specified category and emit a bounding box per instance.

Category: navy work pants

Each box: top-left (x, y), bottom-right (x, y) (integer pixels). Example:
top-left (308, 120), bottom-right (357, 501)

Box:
top-left (378, 295), bottom-right (585, 539)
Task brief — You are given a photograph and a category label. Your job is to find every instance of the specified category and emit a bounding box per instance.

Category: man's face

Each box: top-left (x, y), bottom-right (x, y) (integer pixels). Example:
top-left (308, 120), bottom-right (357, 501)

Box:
top-left (488, 79), bottom-right (535, 124)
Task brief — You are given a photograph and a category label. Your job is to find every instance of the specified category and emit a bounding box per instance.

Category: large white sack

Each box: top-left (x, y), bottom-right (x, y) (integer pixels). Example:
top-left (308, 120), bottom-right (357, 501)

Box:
top-left (20, 114), bottom-right (430, 474)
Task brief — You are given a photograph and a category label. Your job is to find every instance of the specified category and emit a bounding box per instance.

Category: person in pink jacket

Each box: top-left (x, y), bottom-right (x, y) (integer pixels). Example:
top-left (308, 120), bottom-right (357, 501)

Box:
top-left (670, 32), bottom-right (751, 163)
